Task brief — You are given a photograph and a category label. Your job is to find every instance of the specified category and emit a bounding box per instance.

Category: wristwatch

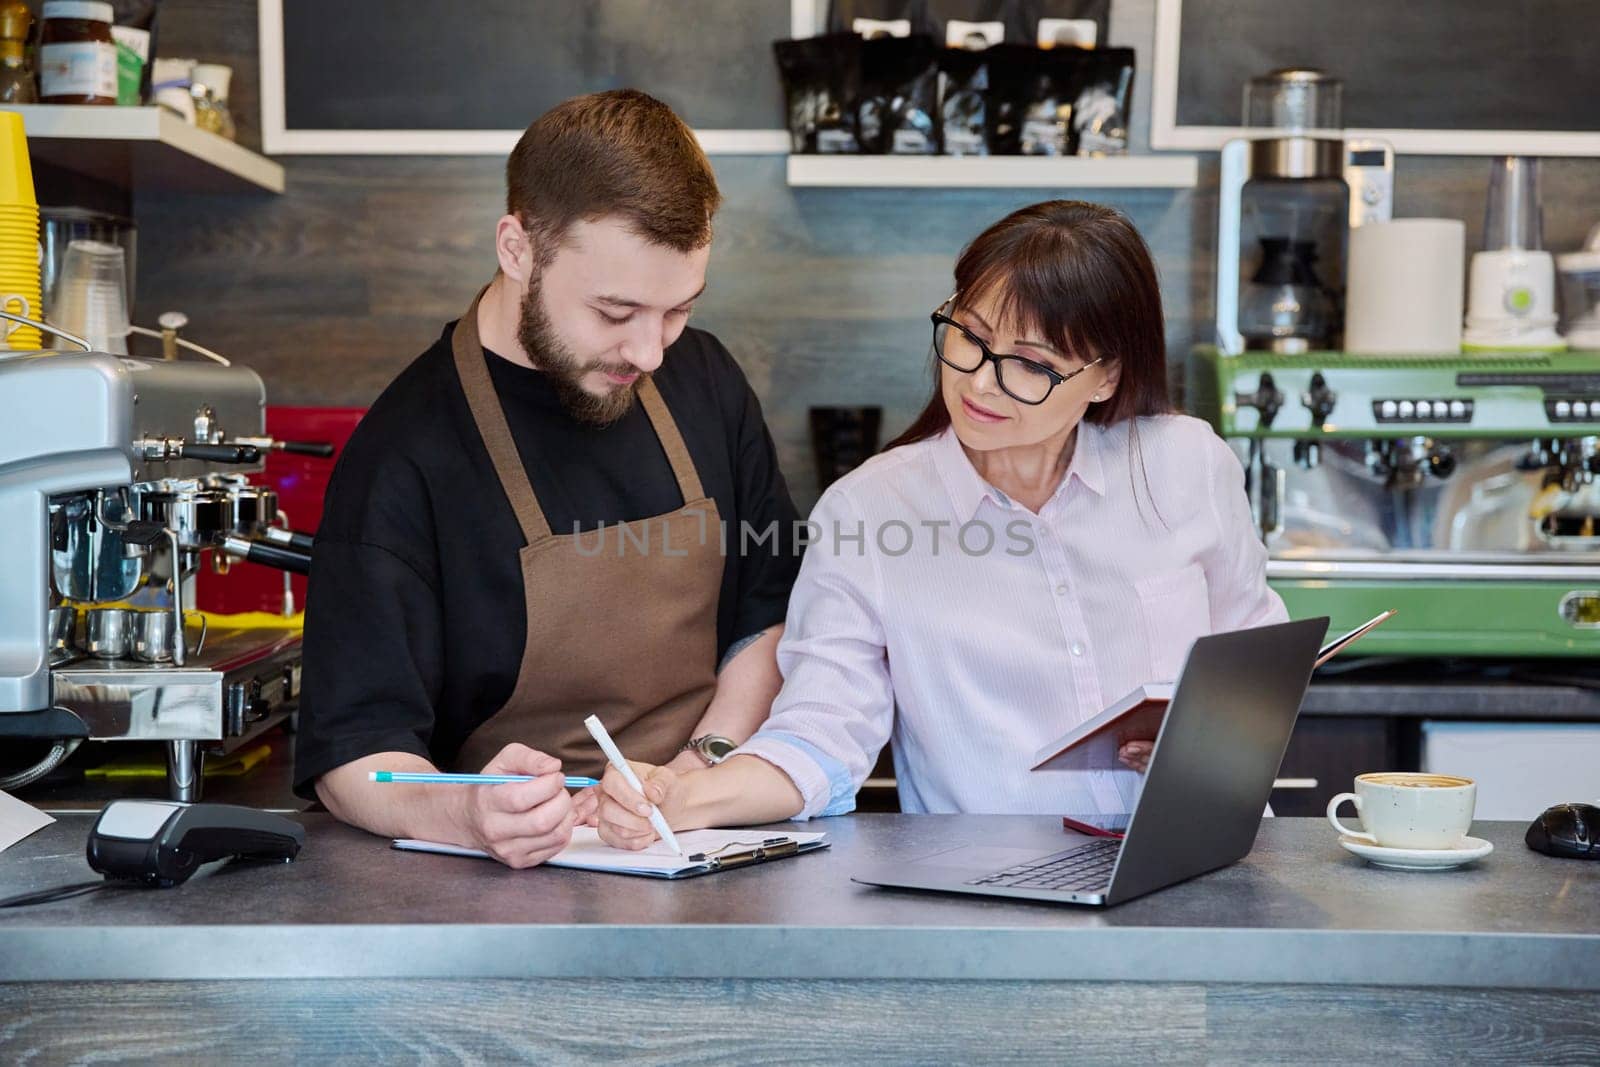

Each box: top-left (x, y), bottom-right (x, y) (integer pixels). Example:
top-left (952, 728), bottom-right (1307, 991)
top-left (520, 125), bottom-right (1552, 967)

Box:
top-left (684, 734), bottom-right (738, 767)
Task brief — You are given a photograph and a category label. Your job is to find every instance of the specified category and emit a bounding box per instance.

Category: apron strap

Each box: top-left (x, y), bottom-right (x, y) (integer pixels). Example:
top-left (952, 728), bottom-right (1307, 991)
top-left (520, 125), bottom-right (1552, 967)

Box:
top-left (637, 377), bottom-right (706, 503)
top-left (451, 287), bottom-right (553, 544)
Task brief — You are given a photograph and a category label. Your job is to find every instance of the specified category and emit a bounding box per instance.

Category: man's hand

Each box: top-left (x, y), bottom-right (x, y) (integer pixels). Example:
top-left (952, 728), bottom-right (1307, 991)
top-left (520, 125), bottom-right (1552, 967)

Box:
top-left (1117, 741), bottom-right (1152, 774)
top-left (458, 743), bottom-right (576, 867)
top-left (594, 760), bottom-right (683, 851)
top-left (570, 786), bottom-right (600, 827)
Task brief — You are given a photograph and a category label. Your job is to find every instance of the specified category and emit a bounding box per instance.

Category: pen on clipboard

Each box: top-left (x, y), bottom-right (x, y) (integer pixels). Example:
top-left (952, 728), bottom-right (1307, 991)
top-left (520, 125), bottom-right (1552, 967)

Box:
top-left (584, 713), bottom-right (685, 857)
top-left (368, 771), bottom-right (600, 788)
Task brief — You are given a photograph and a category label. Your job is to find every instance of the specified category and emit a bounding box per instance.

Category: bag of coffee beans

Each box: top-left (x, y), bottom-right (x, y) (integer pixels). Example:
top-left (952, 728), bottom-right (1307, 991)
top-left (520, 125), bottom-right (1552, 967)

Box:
top-left (1070, 45), bottom-right (1134, 155)
top-left (852, 34), bottom-right (940, 154)
top-left (774, 34), bottom-right (864, 153)
top-left (937, 46), bottom-right (990, 155)
top-left (985, 43), bottom-right (1083, 155)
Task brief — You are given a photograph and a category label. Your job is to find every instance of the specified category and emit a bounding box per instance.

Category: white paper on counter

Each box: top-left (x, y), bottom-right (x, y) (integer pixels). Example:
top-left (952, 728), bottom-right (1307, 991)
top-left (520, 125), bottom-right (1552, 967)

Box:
top-left (394, 826), bottom-right (828, 877)
top-left (0, 789), bottom-right (53, 852)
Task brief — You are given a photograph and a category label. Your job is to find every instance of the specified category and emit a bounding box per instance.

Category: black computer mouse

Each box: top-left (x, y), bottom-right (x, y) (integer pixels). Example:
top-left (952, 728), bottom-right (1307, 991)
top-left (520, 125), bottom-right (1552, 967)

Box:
top-left (1525, 803), bottom-right (1600, 860)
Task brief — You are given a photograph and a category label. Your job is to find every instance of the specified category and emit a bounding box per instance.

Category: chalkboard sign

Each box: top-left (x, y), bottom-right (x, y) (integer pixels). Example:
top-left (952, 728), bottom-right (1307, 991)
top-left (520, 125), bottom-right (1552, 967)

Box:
top-left (1150, 0), bottom-right (1600, 156)
top-left (260, 0), bottom-right (799, 154)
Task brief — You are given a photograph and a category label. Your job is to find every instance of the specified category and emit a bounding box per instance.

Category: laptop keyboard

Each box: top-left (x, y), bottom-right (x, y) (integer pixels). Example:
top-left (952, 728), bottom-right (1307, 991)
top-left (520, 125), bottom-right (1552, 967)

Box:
top-left (964, 838), bottom-right (1121, 894)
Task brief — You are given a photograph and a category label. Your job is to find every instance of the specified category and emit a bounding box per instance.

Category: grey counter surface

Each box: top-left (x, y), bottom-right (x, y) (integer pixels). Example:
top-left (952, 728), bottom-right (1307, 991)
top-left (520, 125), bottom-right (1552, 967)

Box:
top-left (2, 814), bottom-right (1596, 989)
top-left (1301, 679), bottom-right (1600, 719)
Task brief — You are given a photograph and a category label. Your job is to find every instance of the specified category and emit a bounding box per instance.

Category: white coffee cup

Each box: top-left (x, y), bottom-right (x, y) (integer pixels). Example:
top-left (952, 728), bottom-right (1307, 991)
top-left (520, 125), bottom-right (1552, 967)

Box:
top-left (1326, 772), bottom-right (1477, 850)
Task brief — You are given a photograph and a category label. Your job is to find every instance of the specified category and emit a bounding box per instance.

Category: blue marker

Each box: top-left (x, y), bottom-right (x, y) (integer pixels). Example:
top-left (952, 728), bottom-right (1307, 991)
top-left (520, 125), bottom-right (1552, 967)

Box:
top-left (369, 771), bottom-right (600, 788)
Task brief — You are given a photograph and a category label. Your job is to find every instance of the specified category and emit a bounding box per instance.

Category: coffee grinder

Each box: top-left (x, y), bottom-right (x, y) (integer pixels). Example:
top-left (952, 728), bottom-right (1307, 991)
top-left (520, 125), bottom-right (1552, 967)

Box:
top-left (1216, 69), bottom-right (1394, 355)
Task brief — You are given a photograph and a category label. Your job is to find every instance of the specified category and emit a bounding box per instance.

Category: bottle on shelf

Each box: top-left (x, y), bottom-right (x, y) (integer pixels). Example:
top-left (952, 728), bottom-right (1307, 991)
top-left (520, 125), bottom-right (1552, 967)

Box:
top-left (0, 2), bottom-right (36, 104)
top-left (190, 63), bottom-right (236, 141)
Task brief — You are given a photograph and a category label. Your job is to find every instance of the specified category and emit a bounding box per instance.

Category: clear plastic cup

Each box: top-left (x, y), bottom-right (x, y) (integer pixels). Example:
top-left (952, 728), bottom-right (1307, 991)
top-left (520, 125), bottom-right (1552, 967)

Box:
top-left (48, 239), bottom-right (130, 353)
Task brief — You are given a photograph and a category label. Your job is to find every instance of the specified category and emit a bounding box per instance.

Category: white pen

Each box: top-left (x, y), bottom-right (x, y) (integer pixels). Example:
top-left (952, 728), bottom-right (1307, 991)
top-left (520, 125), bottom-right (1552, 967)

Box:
top-left (583, 713), bottom-right (684, 856)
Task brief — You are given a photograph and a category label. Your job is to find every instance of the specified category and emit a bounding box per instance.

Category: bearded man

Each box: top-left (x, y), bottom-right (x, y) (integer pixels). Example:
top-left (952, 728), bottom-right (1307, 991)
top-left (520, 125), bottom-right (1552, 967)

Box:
top-left (295, 90), bottom-right (800, 868)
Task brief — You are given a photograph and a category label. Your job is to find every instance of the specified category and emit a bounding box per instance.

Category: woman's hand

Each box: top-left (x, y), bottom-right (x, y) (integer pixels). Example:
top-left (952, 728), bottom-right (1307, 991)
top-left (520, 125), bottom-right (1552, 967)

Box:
top-left (1117, 741), bottom-right (1152, 774)
top-left (594, 760), bottom-right (684, 851)
top-left (570, 786), bottom-right (600, 827)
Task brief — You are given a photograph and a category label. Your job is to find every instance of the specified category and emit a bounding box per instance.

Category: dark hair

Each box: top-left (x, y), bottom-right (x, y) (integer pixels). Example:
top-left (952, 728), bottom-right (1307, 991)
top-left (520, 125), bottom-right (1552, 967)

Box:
top-left (506, 89), bottom-right (722, 264)
top-left (886, 200), bottom-right (1173, 449)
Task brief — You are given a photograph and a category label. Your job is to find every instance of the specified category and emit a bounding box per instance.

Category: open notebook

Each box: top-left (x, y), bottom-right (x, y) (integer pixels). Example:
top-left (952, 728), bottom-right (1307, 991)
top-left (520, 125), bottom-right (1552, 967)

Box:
top-left (394, 826), bottom-right (830, 879)
top-left (1031, 610), bottom-right (1396, 773)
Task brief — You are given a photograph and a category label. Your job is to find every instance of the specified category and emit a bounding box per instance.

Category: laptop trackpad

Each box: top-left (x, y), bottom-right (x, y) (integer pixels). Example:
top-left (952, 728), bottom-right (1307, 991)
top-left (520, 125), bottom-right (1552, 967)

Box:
top-left (910, 844), bottom-right (1049, 874)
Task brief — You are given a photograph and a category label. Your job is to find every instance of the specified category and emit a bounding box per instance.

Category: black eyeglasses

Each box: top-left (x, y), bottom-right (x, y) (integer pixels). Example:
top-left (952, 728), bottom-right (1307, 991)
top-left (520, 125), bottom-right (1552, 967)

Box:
top-left (930, 296), bottom-right (1102, 406)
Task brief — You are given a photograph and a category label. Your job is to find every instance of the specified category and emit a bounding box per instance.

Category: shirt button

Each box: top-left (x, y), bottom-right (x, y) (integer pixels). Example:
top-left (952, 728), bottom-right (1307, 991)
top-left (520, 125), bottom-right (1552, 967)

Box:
top-left (1070, 642), bottom-right (1085, 656)
top-left (1055, 584), bottom-right (1068, 596)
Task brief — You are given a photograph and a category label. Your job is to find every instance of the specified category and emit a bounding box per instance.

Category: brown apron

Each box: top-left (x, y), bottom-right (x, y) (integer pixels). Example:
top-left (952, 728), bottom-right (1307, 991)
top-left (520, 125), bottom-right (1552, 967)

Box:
top-left (449, 290), bottom-right (722, 779)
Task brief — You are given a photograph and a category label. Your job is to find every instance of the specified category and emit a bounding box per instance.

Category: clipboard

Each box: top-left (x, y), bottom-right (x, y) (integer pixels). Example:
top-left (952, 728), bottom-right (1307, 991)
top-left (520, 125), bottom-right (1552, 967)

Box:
top-left (393, 826), bottom-right (830, 879)
top-left (1031, 610), bottom-right (1397, 773)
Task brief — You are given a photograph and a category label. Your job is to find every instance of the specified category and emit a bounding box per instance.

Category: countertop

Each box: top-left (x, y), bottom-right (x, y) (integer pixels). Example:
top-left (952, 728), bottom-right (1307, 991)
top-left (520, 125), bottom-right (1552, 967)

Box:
top-left (2, 814), bottom-right (1596, 989)
top-left (1301, 676), bottom-right (1600, 718)
top-left (1298, 658), bottom-right (1600, 718)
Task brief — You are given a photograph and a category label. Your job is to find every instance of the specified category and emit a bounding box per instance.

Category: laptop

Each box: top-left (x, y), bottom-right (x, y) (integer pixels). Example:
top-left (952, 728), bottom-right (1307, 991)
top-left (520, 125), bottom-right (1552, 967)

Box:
top-left (851, 616), bottom-right (1329, 907)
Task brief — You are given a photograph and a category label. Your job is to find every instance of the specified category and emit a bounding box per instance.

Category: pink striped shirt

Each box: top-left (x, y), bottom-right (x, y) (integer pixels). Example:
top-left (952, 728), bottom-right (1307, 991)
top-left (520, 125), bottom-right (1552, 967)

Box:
top-left (736, 415), bottom-right (1287, 817)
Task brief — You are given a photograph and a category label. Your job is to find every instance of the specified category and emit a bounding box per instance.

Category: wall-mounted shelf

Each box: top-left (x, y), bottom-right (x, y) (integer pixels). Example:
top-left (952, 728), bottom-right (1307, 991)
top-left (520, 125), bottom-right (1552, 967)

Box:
top-left (2, 105), bottom-right (284, 194)
top-left (786, 154), bottom-right (1199, 189)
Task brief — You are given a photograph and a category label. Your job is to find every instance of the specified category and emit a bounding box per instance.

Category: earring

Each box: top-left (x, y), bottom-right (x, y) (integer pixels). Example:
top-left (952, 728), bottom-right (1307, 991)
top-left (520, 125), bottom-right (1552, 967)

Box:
top-left (1091, 393), bottom-right (1102, 401)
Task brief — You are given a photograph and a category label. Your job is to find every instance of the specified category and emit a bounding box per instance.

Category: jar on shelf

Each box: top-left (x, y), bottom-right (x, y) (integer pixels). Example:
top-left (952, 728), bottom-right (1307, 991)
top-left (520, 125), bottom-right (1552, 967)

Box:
top-left (150, 56), bottom-right (196, 123)
top-left (0, 2), bottom-right (36, 104)
top-left (39, 0), bottom-right (118, 105)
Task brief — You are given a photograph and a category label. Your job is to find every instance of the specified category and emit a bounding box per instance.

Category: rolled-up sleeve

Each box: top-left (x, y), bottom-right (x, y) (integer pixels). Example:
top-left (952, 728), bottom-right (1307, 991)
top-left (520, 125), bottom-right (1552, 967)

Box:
top-left (1201, 433), bottom-right (1288, 631)
top-left (733, 486), bottom-right (894, 819)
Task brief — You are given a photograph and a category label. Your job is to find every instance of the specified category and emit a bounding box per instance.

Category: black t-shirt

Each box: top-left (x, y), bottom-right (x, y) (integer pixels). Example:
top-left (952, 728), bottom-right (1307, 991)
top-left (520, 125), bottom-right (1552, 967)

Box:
top-left (292, 321), bottom-right (802, 798)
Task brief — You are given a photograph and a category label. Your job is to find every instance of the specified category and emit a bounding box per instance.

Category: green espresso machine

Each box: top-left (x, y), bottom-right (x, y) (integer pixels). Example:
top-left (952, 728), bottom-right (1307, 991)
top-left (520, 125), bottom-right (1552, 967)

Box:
top-left (1189, 348), bottom-right (1600, 656)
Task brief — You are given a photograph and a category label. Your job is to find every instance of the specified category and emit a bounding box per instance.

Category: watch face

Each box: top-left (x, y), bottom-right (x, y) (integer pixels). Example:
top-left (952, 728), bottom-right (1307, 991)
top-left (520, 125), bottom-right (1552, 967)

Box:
top-left (700, 736), bottom-right (737, 762)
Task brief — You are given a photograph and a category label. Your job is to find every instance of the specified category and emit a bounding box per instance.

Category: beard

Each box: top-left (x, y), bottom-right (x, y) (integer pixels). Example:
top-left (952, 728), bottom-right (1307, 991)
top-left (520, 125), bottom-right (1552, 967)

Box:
top-left (516, 274), bottom-right (644, 427)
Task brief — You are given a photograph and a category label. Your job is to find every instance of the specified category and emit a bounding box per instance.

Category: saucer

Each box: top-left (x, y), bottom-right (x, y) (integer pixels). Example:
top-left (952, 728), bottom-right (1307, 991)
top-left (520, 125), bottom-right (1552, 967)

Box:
top-left (1338, 835), bottom-right (1494, 871)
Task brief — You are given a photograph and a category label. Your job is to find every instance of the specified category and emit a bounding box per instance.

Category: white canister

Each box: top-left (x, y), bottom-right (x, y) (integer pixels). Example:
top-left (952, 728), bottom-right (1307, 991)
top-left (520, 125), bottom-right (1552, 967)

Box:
top-left (1343, 218), bottom-right (1465, 355)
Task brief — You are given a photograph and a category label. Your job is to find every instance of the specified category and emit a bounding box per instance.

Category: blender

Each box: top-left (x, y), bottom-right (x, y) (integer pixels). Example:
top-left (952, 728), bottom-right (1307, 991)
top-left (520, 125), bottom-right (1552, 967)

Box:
top-left (1462, 157), bottom-right (1566, 353)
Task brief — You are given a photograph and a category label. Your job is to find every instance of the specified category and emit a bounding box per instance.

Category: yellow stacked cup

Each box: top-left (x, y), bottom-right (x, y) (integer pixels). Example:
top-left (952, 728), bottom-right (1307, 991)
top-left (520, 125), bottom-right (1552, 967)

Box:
top-left (0, 109), bottom-right (42, 351)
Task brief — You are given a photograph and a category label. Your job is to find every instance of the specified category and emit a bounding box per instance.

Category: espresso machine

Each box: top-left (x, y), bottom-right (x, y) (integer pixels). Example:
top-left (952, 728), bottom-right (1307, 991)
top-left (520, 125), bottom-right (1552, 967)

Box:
top-left (1188, 348), bottom-right (1600, 657)
top-left (0, 325), bottom-right (322, 800)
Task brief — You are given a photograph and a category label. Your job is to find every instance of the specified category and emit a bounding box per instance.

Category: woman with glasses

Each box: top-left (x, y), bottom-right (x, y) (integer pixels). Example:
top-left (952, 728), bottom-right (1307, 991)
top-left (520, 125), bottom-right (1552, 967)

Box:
top-left (595, 200), bottom-right (1285, 846)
